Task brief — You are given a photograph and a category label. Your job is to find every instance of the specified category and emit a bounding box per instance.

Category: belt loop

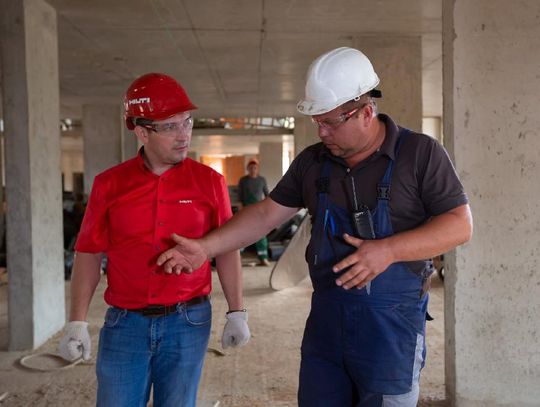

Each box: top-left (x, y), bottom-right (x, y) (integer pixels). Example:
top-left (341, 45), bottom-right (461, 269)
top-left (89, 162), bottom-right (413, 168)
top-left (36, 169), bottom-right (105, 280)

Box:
top-left (176, 302), bottom-right (184, 314)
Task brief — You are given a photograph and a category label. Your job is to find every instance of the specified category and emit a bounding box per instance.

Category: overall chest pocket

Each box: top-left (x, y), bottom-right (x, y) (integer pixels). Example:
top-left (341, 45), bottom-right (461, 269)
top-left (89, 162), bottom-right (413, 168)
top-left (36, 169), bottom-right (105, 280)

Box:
top-left (307, 206), bottom-right (356, 281)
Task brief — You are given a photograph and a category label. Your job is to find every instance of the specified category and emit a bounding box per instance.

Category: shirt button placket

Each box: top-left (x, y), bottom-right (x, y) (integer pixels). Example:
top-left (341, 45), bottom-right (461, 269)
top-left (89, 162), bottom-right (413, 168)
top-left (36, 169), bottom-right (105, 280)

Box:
top-left (155, 176), bottom-right (166, 252)
top-left (150, 177), bottom-right (166, 301)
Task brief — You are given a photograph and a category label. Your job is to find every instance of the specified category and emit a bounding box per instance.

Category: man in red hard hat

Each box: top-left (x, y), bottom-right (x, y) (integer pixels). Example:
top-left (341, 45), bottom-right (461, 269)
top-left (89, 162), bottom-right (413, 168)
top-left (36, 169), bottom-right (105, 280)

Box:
top-left (58, 73), bottom-right (250, 407)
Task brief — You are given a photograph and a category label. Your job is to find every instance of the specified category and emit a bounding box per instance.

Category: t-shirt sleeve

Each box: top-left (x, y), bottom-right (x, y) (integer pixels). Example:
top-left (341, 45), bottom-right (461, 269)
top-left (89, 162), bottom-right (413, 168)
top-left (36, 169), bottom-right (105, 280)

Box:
top-left (212, 172), bottom-right (233, 228)
top-left (419, 138), bottom-right (469, 216)
top-left (74, 175), bottom-right (110, 253)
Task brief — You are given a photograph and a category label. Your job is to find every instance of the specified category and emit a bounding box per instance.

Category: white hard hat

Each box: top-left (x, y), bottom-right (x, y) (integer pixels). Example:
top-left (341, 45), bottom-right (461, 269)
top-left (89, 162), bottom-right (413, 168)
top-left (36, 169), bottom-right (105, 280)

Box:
top-left (297, 47), bottom-right (381, 116)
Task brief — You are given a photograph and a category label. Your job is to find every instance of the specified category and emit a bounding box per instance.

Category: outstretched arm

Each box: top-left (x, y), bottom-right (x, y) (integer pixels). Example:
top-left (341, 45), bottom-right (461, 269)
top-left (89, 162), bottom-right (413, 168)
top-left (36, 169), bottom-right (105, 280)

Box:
top-left (157, 198), bottom-right (299, 273)
top-left (333, 204), bottom-right (473, 289)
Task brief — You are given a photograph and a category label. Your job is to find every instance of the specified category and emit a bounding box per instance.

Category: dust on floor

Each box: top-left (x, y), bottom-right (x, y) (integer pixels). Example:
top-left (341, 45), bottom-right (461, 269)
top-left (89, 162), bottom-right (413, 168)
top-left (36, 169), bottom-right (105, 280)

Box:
top-left (0, 265), bottom-right (446, 406)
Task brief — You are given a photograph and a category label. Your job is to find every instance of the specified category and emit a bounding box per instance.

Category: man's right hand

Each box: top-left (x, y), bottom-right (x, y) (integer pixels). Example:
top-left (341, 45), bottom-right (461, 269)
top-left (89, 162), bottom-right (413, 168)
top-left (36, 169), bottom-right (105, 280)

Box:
top-left (58, 321), bottom-right (91, 361)
top-left (157, 233), bottom-right (208, 274)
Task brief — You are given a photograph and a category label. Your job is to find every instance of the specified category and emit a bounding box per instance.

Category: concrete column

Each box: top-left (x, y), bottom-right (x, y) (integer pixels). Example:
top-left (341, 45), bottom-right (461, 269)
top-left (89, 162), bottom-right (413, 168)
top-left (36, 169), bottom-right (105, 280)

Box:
top-left (82, 104), bottom-right (122, 194)
top-left (258, 142), bottom-right (282, 191)
top-left (60, 131), bottom-right (83, 192)
top-left (354, 36), bottom-right (422, 132)
top-left (1, 0), bottom-right (65, 349)
top-left (0, 130), bottom-right (5, 249)
top-left (443, 1), bottom-right (540, 405)
top-left (293, 116), bottom-right (319, 158)
top-left (422, 117), bottom-right (443, 143)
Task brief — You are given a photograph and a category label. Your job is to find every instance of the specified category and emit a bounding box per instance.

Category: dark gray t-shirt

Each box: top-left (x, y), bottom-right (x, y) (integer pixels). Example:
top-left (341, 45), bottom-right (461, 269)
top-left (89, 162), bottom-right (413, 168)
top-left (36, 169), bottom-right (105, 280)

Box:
top-left (269, 114), bottom-right (468, 234)
top-left (238, 175), bottom-right (269, 205)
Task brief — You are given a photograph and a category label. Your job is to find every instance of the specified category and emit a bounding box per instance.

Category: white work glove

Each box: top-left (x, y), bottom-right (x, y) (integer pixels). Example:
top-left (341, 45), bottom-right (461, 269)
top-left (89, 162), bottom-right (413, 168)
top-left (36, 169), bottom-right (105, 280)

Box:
top-left (221, 311), bottom-right (250, 349)
top-left (58, 321), bottom-right (91, 361)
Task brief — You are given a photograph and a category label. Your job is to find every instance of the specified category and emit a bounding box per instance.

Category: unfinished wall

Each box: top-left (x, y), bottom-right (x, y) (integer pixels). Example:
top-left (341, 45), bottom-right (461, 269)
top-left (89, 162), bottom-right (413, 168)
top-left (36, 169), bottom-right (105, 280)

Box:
top-left (358, 36), bottom-right (423, 132)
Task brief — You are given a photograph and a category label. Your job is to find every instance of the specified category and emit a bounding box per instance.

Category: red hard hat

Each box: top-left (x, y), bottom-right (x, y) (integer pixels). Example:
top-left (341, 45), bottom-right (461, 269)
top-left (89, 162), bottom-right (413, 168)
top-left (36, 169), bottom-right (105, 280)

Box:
top-left (123, 73), bottom-right (197, 130)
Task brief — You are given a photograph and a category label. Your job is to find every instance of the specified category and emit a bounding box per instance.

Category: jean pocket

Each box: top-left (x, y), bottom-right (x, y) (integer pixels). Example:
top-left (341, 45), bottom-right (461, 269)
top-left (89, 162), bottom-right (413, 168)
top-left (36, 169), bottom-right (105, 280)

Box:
top-left (185, 301), bottom-right (211, 326)
top-left (103, 307), bottom-right (127, 328)
top-left (392, 303), bottom-right (425, 335)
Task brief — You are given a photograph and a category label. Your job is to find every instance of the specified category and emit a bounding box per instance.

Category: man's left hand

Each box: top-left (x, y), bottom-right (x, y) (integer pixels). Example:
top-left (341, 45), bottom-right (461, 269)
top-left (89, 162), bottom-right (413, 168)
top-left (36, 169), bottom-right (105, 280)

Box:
top-left (332, 233), bottom-right (394, 289)
top-left (221, 311), bottom-right (250, 349)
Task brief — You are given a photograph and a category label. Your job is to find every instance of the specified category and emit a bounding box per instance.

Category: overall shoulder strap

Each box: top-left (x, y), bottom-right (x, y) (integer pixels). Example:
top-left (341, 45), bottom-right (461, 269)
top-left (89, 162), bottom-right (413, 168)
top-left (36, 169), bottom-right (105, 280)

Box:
top-left (377, 127), bottom-right (411, 200)
top-left (312, 160), bottom-right (333, 222)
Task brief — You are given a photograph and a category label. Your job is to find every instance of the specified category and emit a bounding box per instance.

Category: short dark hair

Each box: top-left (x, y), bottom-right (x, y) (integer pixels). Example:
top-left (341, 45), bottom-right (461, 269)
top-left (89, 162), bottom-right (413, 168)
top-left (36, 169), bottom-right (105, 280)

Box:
top-left (341, 94), bottom-right (378, 115)
top-left (134, 118), bottom-right (154, 127)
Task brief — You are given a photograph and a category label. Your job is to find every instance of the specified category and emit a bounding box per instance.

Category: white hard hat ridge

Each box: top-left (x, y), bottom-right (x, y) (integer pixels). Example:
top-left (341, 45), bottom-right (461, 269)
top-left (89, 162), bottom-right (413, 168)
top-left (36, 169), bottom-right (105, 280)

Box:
top-left (297, 47), bottom-right (380, 116)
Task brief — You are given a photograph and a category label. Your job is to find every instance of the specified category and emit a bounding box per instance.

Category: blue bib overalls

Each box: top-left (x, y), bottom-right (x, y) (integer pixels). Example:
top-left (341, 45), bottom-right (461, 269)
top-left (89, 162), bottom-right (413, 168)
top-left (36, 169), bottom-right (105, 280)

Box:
top-left (298, 129), bottom-right (430, 407)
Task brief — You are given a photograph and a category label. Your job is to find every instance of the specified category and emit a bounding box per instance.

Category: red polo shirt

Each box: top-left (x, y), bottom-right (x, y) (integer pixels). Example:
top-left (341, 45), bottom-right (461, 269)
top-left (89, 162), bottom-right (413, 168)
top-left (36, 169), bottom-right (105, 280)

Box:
top-left (75, 152), bottom-right (232, 308)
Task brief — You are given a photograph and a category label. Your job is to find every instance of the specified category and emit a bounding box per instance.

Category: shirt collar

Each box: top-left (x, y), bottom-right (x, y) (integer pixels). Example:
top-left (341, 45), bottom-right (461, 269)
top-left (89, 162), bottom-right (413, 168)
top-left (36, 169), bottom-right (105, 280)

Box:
top-left (136, 146), bottom-right (188, 176)
top-left (377, 113), bottom-right (400, 161)
top-left (136, 147), bottom-right (149, 172)
top-left (316, 113), bottom-right (401, 164)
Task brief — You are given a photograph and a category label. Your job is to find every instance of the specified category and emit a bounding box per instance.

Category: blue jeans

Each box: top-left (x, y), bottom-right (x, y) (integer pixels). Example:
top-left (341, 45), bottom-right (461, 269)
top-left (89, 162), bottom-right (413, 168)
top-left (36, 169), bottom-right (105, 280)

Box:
top-left (96, 300), bottom-right (211, 407)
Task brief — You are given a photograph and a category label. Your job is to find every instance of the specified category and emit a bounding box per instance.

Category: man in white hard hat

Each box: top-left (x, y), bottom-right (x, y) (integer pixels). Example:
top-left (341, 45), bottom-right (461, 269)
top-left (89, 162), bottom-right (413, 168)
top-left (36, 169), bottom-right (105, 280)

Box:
top-left (156, 47), bottom-right (473, 406)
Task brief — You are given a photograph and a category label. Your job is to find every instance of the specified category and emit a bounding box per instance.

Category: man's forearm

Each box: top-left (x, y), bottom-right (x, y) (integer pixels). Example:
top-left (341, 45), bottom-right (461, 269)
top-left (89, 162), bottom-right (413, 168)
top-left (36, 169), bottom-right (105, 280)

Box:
top-left (69, 252), bottom-right (103, 321)
top-left (215, 250), bottom-right (243, 311)
top-left (202, 198), bottom-right (299, 259)
top-left (387, 204), bottom-right (473, 263)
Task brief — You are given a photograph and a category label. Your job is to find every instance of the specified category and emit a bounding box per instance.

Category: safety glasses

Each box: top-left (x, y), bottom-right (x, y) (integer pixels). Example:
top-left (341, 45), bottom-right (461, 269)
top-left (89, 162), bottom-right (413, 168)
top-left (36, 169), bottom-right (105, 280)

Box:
top-left (138, 116), bottom-right (194, 136)
top-left (311, 105), bottom-right (365, 130)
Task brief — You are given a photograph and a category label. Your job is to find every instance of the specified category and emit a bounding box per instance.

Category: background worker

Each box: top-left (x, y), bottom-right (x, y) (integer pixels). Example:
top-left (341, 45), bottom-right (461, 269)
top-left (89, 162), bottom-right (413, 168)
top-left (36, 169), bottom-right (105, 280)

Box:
top-left (58, 73), bottom-right (250, 407)
top-left (157, 47), bottom-right (473, 407)
top-left (237, 158), bottom-right (270, 266)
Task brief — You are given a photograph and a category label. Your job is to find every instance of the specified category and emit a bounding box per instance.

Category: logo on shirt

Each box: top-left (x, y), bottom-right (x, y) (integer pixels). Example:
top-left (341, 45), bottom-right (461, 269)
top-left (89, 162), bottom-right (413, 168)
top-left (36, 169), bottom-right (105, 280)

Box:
top-left (128, 97), bottom-right (150, 105)
top-left (178, 200), bottom-right (192, 204)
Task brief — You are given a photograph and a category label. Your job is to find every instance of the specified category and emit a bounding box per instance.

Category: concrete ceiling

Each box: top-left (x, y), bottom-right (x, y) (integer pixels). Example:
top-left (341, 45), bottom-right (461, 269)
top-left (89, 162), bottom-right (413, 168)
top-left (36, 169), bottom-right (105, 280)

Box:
top-left (45, 0), bottom-right (443, 121)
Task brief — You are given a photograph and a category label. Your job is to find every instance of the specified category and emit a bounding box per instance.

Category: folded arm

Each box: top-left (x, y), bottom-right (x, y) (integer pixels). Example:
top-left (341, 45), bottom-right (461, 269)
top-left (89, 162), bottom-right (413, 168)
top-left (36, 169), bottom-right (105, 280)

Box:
top-left (333, 204), bottom-right (473, 289)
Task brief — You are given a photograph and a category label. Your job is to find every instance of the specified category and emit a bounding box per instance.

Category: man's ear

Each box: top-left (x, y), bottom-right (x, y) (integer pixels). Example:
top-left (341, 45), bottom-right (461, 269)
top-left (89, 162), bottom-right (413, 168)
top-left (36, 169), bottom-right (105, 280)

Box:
top-left (361, 103), bottom-right (375, 126)
top-left (134, 126), bottom-right (148, 145)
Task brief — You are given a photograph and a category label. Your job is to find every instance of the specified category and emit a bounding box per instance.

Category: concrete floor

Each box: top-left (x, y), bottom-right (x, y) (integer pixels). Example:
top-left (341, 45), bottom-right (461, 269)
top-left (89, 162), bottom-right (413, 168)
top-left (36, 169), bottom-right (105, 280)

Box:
top-left (0, 262), bottom-right (446, 406)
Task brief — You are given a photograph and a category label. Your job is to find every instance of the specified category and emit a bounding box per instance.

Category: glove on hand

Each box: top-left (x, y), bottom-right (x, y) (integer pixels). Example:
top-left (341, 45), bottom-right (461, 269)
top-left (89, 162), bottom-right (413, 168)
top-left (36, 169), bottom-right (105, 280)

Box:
top-left (58, 321), bottom-right (91, 361)
top-left (221, 311), bottom-right (250, 349)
